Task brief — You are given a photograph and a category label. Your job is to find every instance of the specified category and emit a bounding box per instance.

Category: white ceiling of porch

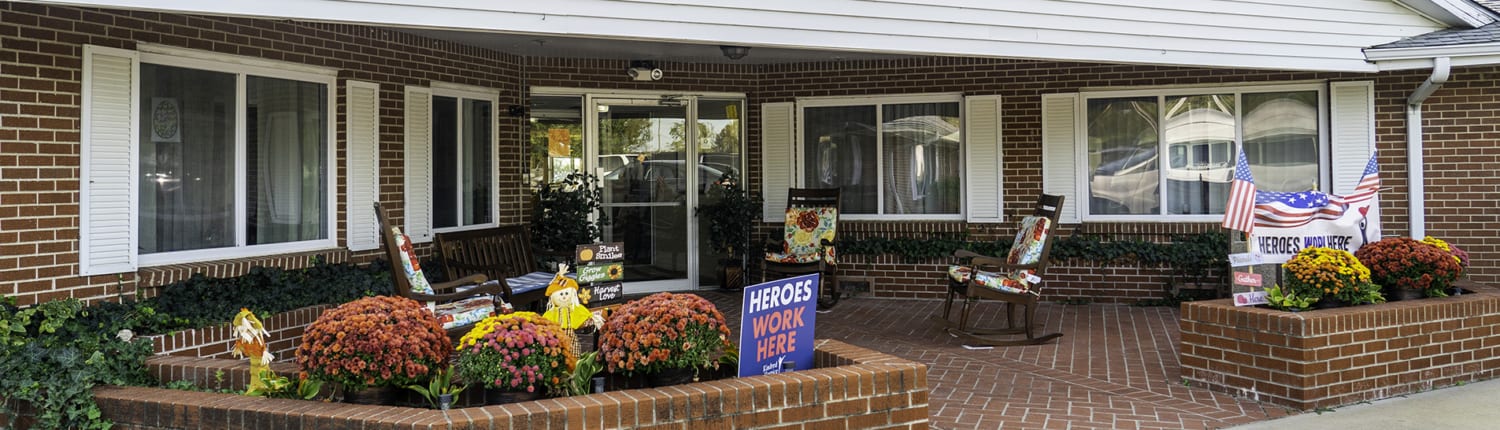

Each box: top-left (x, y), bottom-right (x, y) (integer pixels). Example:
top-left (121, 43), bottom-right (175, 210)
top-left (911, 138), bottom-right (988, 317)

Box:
top-left (400, 28), bottom-right (907, 64)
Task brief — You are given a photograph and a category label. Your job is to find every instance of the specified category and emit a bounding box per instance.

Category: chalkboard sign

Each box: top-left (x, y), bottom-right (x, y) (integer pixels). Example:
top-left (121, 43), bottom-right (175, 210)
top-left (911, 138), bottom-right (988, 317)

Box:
top-left (576, 242), bottom-right (624, 263)
top-left (582, 282), bottom-right (624, 306)
top-left (577, 262), bottom-right (624, 284)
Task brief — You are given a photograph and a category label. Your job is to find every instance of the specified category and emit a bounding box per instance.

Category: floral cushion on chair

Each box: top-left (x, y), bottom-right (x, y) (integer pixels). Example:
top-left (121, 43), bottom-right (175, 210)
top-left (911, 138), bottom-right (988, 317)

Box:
top-left (946, 265), bottom-right (1034, 295)
top-left (432, 296), bottom-right (495, 330)
top-left (1007, 216), bottom-right (1053, 267)
top-left (766, 206), bottom-right (838, 264)
top-left (945, 215), bottom-right (1052, 295)
top-left (391, 227), bottom-right (436, 295)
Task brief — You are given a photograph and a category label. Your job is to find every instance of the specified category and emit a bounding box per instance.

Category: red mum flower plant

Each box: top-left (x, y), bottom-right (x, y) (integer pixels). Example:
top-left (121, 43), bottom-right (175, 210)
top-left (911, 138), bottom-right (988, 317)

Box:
top-left (598, 292), bottom-right (733, 376)
top-left (295, 296), bottom-right (450, 391)
top-left (1355, 237), bottom-right (1463, 298)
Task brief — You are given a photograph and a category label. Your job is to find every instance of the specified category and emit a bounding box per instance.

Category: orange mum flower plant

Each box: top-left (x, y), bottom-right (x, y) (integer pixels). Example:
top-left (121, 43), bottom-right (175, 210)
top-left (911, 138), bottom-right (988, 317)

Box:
top-left (598, 292), bottom-right (733, 376)
top-left (1356, 237), bottom-right (1463, 298)
top-left (295, 296), bottom-right (450, 391)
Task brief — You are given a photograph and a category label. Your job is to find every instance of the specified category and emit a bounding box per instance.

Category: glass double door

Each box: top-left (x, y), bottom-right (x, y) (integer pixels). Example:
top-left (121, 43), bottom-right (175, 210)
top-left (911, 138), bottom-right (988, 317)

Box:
top-left (587, 95), bottom-right (744, 293)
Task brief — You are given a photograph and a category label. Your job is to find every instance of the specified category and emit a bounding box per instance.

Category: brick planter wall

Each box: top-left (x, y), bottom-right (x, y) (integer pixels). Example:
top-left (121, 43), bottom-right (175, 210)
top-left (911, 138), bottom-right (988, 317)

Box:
top-left (99, 340), bottom-right (929, 430)
top-left (1179, 282), bottom-right (1500, 409)
top-left (149, 304), bottom-right (329, 360)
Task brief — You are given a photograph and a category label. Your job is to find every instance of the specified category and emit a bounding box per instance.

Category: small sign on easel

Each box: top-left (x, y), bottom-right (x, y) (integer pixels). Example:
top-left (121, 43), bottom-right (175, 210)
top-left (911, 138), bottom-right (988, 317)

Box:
top-left (576, 243), bottom-right (625, 307)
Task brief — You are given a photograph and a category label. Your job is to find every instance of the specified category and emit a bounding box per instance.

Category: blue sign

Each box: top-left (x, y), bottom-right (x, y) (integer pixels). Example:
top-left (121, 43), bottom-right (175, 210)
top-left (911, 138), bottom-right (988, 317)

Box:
top-left (738, 273), bottom-right (818, 377)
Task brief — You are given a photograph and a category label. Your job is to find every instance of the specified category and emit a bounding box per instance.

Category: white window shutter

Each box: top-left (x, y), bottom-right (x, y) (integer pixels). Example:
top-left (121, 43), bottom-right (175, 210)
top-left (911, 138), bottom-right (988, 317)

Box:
top-left (761, 102), bottom-right (795, 222)
top-left (80, 45), bottom-right (139, 276)
top-left (345, 81), bottom-right (381, 251)
top-left (964, 95), bottom-right (1004, 223)
top-left (1330, 81), bottom-right (1375, 195)
top-left (404, 86), bottom-right (434, 243)
top-left (1041, 93), bottom-right (1081, 224)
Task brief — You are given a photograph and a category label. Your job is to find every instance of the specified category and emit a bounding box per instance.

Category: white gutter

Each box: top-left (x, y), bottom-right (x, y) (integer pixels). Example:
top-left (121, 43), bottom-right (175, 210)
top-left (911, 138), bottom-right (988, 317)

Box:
top-left (1405, 56), bottom-right (1451, 239)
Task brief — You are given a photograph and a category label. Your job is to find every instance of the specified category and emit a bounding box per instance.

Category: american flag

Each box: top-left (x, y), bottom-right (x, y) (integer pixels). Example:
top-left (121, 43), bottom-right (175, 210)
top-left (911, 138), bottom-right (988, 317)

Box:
top-left (1330, 153), bottom-right (1380, 206)
top-left (1221, 149), bottom-right (1257, 233)
top-left (1254, 190), bottom-right (1347, 229)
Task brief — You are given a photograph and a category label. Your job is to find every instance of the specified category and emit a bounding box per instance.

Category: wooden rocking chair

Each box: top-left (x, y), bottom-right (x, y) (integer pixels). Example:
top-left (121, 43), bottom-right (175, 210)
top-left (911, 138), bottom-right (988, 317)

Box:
top-left (762, 187), bottom-right (841, 310)
top-left (374, 202), bottom-right (512, 340)
top-left (936, 194), bottom-right (1065, 346)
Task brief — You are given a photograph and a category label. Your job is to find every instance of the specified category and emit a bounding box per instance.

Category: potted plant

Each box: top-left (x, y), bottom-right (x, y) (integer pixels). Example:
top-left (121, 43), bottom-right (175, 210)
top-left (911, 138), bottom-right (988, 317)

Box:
top-left (454, 312), bottom-right (576, 403)
top-left (699, 171), bottom-right (763, 290)
top-left (1280, 246), bottom-right (1381, 309)
top-left (1422, 236), bottom-right (1470, 288)
top-left (294, 296), bottom-right (450, 404)
top-left (1355, 237), bottom-right (1462, 300)
top-left (531, 171), bottom-right (607, 268)
top-left (598, 292), bottom-right (733, 387)
top-left (406, 365), bottom-right (466, 410)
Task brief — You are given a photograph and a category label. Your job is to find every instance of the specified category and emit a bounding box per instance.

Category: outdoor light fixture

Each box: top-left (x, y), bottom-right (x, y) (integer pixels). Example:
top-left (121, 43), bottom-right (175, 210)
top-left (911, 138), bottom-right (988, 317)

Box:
top-left (720, 45), bottom-right (750, 60)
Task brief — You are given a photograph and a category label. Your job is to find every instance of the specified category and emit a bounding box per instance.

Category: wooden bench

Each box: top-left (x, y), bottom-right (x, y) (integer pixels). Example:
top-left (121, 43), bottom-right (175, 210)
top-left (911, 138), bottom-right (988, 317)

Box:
top-left (434, 225), bottom-right (554, 312)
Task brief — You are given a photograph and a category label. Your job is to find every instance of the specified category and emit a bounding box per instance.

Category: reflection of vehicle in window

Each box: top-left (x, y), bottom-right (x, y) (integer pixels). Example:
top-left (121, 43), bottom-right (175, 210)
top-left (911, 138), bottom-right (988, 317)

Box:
top-left (598, 154), bottom-right (637, 174)
top-left (603, 160), bottom-right (725, 202)
top-left (1089, 146), bottom-right (1159, 214)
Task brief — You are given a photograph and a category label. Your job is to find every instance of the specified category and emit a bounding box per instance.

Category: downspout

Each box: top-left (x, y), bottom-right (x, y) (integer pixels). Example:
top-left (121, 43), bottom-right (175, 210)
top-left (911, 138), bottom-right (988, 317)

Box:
top-left (1405, 56), bottom-right (1450, 239)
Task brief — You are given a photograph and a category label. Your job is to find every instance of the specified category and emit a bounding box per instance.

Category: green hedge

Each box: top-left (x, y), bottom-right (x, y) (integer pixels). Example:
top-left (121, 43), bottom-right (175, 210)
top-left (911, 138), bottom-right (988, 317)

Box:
top-left (144, 258), bottom-right (393, 334)
top-left (837, 231), bottom-right (1228, 271)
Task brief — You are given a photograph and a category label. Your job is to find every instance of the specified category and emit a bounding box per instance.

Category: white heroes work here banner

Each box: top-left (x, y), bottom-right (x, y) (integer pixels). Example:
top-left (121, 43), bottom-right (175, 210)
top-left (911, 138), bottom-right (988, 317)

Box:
top-left (1248, 195), bottom-right (1381, 265)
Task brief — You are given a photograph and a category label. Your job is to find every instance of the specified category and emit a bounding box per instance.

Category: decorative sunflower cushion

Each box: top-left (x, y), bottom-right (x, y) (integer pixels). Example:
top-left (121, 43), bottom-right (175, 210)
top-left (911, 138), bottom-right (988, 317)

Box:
top-left (767, 206), bottom-right (838, 264)
top-left (391, 227), bottom-right (436, 295)
top-left (945, 215), bottom-right (1053, 295)
top-left (432, 296), bottom-right (495, 330)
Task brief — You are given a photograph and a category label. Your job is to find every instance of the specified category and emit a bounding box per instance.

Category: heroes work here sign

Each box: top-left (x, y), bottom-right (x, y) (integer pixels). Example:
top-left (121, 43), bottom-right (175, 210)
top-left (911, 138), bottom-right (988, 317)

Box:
top-left (738, 273), bottom-right (818, 377)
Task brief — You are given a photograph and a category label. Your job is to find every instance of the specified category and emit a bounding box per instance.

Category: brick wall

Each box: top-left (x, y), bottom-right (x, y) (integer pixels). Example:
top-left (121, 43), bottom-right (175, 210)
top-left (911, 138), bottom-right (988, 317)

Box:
top-left (5, 2), bottom-right (1500, 306)
top-left (149, 304), bottom-right (329, 360)
top-left (1180, 282), bottom-right (1500, 409)
top-left (99, 339), bottom-right (929, 429)
top-left (0, 3), bottom-right (525, 305)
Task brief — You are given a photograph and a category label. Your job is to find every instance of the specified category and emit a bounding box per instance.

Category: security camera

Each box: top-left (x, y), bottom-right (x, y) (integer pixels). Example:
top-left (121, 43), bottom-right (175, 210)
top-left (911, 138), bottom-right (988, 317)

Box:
top-left (627, 67), bottom-right (663, 81)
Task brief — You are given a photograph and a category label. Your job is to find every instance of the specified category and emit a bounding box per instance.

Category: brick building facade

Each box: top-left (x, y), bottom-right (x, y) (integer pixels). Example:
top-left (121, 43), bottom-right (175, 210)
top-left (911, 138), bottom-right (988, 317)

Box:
top-left (3, 3), bottom-right (1497, 306)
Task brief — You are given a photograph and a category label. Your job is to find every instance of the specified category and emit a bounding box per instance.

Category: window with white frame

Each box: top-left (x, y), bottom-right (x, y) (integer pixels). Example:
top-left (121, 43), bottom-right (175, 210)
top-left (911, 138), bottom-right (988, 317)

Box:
top-left (1082, 85), bottom-right (1322, 218)
top-left (429, 90), bottom-right (494, 229)
top-left (135, 51), bottom-right (334, 264)
top-left (799, 95), bottom-right (963, 218)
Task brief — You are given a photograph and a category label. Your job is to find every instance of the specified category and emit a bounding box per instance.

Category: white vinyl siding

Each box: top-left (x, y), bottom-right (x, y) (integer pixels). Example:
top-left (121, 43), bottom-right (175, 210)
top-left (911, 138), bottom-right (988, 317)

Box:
top-left (102, 0), bottom-right (1446, 72)
top-left (403, 86), bottom-right (434, 243)
top-left (1329, 81), bottom-right (1376, 195)
top-left (1041, 93), bottom-right (1081, 224)
top-left (344, 80), bottom-right (381, 252)
top-left (964, 95), bottom-right (1002, 223)
top-left (761, 102), bottom-right (795, 222)
top-left (80, 45), bottom-right (140, 276)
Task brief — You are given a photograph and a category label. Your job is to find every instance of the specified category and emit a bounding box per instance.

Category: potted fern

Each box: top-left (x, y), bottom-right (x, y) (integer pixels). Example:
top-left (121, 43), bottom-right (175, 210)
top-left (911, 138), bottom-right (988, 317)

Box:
top-left (698, 171), bottom-right (762, 290)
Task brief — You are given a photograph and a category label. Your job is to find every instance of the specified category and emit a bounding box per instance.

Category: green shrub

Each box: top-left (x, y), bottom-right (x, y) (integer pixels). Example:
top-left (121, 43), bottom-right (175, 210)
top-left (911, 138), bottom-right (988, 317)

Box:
top-left (0, 297), bottom-right (154, 430)
top-left (145, 258), bottom-right (392, 333)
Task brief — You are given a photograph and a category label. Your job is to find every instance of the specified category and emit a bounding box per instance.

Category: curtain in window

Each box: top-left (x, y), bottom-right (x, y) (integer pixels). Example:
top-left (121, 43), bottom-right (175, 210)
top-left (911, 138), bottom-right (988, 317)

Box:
top-left (138, 64), bottom-right (236, 254)
top-left (248, 76), bottom-right (328, 245)
top-left (803, 106), bottom-right (876, 214)
top-left (1163, 94), bottom-right (1234, 215)
top-left (1086, 97), bottom-right (1159, 215)
top-left (1243, 91), bottom-right (1319, 192)
top-left (882, 103), bottom-right (960, 215)
top-left (462, 99), bottom-right (493, 226)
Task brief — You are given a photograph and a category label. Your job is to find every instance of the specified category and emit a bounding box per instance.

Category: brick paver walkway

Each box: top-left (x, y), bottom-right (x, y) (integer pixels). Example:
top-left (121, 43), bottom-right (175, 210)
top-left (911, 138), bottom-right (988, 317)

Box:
top-left (700, 292), bottom-right (1291, 429)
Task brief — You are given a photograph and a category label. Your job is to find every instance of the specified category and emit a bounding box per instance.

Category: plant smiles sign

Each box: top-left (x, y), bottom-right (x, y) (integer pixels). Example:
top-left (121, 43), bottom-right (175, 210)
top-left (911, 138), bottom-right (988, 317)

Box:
top-left (738, 273), bottom-right (818, 377)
